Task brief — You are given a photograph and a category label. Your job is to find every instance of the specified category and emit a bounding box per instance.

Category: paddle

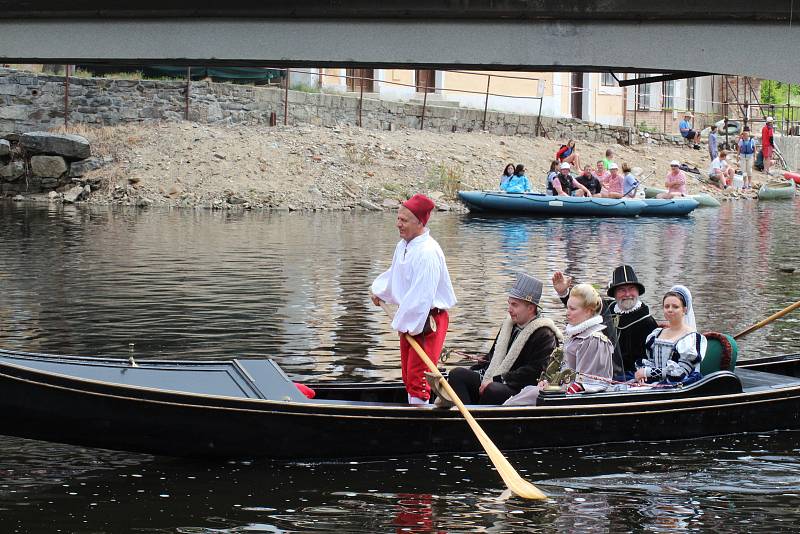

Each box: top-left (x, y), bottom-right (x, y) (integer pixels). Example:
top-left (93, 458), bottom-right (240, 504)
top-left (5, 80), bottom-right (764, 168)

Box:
top-left (377, 300), bottom-right (547, 500)
top-left (733, 300), bottom-right (800, 340)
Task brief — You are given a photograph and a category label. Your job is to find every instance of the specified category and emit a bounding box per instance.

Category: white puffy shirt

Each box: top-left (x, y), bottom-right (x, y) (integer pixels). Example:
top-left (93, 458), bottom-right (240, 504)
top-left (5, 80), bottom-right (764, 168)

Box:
top-left (371, 229), bottom-right (457, 335)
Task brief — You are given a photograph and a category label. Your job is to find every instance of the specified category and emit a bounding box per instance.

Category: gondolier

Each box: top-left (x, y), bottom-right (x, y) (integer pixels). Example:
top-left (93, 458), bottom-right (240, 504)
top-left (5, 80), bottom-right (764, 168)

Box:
top-left (371, 194), bottom-right (457, 404)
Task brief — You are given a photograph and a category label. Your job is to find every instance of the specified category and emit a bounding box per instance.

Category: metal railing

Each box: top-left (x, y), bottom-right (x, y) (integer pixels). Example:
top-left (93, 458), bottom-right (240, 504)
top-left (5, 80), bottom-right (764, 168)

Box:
top-left (54, 65), bottom-right (799, 139)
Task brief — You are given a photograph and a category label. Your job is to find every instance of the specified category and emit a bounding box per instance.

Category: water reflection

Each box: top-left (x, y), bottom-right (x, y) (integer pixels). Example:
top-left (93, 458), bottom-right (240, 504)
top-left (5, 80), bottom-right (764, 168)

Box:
top-left (1, 431), bottom-right (798, 533)
top-left (2, 202), bottom-right (800, 381)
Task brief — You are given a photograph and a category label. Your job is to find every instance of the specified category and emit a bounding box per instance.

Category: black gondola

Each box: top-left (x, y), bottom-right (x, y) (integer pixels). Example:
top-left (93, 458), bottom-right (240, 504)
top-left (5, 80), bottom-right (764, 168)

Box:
top-left (1, 348), bottom-right (799, 459)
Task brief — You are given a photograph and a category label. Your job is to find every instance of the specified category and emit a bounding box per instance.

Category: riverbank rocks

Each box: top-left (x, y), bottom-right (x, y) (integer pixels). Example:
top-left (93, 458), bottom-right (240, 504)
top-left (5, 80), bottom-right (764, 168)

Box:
top-left (63, 185), bottom-right (86, 203)
top-left (19, 132), bottom-right (91, 160)
top-left (1, 161), bottom-right (24, 180)
top-left (31, 155), bottom-right (68, 178)
top-left (69, 157), bottom-right (108, 178)
top-left (1, 131), bottom-right (99, 198)
top-left (358, 199), bottom-right (383, 211)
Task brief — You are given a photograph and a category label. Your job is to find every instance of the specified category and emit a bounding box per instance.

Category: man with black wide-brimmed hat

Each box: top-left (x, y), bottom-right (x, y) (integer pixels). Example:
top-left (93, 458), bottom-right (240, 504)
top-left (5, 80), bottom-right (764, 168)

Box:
top-left (431, 272), bottom-right (562, 406)
top-left (552, 265), bottom-right (657, 379)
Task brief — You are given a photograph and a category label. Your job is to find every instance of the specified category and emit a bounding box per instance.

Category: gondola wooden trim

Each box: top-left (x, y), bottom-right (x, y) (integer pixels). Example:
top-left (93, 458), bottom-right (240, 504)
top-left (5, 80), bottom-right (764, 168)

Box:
top-left (1, 360), bottom-right (800, 415)
top-left (1, 369), bottom-right (799, 422)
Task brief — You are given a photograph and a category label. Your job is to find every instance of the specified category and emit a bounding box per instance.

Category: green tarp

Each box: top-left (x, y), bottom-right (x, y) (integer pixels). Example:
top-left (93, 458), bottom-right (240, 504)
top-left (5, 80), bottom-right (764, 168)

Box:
top-left (77, 65), bottom-right (285, 83)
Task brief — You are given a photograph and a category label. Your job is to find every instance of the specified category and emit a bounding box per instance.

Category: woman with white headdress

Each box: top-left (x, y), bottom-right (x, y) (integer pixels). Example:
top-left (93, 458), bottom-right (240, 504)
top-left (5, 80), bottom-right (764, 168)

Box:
top-left (634, 285), bottom-right (706, 385)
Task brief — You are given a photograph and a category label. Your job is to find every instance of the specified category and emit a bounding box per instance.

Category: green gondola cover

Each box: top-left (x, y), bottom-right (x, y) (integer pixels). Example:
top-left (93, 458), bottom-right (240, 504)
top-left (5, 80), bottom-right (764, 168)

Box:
top-left (701, 332), bottom-right (739, 374)
top-left (77, 65), bottom-right (285, 83)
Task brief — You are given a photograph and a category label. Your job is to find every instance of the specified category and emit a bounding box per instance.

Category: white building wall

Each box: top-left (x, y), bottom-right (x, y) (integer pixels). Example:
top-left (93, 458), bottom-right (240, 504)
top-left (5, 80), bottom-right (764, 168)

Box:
top-left (321, 68), bottom-right (348, 93)
top-left (288, 68), bottom-right (320, 89)
top-left (374, 69), bottom-right (417, 100)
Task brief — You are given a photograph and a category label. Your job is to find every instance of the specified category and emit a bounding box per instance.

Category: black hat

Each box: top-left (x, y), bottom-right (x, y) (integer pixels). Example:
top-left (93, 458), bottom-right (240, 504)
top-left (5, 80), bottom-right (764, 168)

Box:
top-left (607, 265), bottom-right (646, 298)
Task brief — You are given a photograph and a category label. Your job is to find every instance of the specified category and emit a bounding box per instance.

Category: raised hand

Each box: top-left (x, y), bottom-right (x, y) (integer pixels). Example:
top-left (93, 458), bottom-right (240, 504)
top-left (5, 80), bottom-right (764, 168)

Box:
top-left (551, 271), bottom-right (572, 295)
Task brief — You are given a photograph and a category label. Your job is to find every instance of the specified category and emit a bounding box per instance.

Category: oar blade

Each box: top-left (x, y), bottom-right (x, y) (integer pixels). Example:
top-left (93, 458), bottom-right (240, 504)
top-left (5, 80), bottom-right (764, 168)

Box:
top-left (479, 435), bottom-right (548, 500)
top-left (506, 477), bottom-right (548, 500)
top-left (388, 319), bottom-right (547, 500)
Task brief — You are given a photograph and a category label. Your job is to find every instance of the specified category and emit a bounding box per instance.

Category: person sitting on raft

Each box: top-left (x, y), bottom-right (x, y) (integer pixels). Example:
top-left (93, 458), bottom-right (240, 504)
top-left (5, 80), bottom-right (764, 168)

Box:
top-left (500, 164), bottom-right (531, 193)
top-left (429, 273), bottom-right (561, 407)
top-left (499, 163), bottom-right (515, 189)
top-left (576, 165), bottom-right (603, 195)
top-left (545, 160), bottom-right (560, 191)
top-left (599, 163), bottom-right (624, 198)
top-left (503, 283), bottom-right (613, 405)
top-left (549, 162), bottom-right (592, 197)
top-left (635, 285), bottom-right (706, 386)
top-left (657, 160), bottom-right (688, 198)
top-left (556, 139), bottom-right (582, 170)
top-left (593, 160), bottom-right (610, 183)
top-left (621, 163), bottom-right (640, 198)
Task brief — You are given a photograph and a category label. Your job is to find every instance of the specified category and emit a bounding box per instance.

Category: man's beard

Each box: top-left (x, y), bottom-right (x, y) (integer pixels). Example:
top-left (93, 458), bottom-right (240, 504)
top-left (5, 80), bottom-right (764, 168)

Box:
top-left (616, 297), bottom-right (637, 311)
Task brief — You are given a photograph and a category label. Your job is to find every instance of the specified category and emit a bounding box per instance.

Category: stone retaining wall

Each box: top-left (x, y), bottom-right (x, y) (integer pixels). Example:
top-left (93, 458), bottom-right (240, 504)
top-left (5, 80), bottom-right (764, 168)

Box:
top-left (0, 68), bottom-right (686, 146)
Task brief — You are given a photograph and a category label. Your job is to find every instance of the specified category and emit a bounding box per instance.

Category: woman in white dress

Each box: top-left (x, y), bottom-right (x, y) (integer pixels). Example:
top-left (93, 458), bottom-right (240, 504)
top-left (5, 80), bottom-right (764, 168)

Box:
top-left (635, 285), bottom-right (706, 385)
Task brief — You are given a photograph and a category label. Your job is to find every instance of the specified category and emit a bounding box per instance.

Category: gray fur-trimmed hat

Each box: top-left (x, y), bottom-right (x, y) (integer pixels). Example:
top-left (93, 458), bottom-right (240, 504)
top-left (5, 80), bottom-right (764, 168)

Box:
top-left (509, 272), bottom-right (543, 306)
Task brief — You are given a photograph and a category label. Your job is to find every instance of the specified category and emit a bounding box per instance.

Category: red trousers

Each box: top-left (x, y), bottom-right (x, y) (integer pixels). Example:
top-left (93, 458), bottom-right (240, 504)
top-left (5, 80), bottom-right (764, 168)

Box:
top-left (399, 310), bottom-right (449, 401)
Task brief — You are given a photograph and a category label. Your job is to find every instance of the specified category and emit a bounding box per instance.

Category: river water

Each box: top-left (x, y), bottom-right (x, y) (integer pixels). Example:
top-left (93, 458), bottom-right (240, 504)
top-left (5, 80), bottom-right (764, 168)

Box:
top-left (1, 201), bottom-right (799, 532)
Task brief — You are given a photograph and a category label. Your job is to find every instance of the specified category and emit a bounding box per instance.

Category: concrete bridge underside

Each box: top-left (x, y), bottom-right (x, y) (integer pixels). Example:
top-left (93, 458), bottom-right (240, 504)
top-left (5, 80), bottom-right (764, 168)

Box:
top-left (0, 2), bottom-right (798, 82)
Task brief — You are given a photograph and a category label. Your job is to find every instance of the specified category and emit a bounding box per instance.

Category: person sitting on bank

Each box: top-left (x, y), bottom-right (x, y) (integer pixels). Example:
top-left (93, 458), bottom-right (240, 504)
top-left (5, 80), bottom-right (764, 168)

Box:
top-left (430, 273), bottom-right (561, 407)
top-left (556, 139), bottom-right (583, 171)
top-left (500, 164), bottom-right (531, 193)
top-left (549, 162), bottom-right (592, 197)
top-left (708, 150), bottom-right (734, 189)
top-left (552, 265), bottom-right (658, 380)
top-left (635, 285), bottom-right (706, 386)
top-left (679, 112), bottom-right (701, 148)
top-left (499, 163), bottom-right (515, 189)
top-left (576, 165), bottom-right (603, 195)
top-left (657, 160), bottom-right (688, 198)
top-left (621, 163), bottom-right (640, 198)
top-left (599, 163), bottom-right (624, 198)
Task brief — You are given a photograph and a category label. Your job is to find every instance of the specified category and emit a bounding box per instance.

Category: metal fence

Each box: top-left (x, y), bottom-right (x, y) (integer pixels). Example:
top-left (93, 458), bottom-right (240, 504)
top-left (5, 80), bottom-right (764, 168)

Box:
top-left (55, 65), bottom-right (800, 139)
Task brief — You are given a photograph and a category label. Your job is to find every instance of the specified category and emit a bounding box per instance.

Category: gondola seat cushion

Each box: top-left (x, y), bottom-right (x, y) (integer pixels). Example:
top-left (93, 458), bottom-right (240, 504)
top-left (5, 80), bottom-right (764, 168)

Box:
top-left (701, 332), bottom-right (738, 374)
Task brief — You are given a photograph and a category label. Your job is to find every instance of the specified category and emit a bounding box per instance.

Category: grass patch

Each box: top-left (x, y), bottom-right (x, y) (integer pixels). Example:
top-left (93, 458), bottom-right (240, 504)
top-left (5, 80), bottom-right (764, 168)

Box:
top-left (637, 122), bottom-right (658, 134)
top-left (290, 82), bottom-right (320, 94)
top-left (429, 162), bottom-right (464, 199)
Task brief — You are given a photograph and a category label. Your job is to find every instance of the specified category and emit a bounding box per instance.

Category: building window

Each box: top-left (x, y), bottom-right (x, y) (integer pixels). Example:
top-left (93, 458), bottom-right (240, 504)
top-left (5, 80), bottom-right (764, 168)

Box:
top-left (637, 75), bottom-right (650, 110)
top-left (663, 80), bottom-right (675, 109)
top-left (601, 72), bottom-right (616, 87)
top-left (686, 77), bottom-right (696, 111)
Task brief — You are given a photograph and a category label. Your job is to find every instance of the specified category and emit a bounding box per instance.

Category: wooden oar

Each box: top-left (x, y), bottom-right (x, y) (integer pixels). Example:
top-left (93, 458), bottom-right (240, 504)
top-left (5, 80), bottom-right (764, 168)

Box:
top-left (734, 300), bottom-right (800, 340)
top-left (378, 301), bottom-right (546, 500)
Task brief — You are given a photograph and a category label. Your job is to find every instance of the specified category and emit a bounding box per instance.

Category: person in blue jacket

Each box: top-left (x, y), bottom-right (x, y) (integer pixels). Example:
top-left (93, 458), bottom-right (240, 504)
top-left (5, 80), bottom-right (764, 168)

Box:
top-left (499, 163), bottom-right (515, 189)
top-left (501, 164), bottom-right (531, 193)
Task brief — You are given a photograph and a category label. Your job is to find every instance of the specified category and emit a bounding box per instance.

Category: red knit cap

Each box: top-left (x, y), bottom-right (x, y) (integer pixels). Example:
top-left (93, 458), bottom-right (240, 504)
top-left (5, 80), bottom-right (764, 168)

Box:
top-left (402, 194), bottom-right (435, 226)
